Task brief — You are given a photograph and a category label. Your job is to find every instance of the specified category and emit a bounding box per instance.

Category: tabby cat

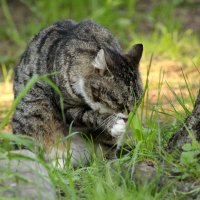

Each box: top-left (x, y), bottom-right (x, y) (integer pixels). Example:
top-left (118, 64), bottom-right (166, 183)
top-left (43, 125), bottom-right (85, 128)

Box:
top-left (12, 19), bottom-right (143, 167)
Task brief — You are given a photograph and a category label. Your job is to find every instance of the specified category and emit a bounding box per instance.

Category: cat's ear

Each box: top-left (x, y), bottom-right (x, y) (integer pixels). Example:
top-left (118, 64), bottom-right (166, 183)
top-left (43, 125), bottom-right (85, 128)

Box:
top-left (126, 44), bottom-right (143, 66)
top-left (92, 49), bottom-right (107, 73)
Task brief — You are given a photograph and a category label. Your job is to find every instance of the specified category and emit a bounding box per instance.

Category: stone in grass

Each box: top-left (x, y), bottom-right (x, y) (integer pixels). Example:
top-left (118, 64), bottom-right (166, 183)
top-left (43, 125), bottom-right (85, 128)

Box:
top-left (0, 149), bottom-right (56, 200)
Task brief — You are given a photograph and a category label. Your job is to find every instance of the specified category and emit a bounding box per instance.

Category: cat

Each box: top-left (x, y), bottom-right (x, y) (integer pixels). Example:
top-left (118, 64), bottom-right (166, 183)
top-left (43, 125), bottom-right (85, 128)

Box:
top-left (12, 19), bottom-right (143, 167)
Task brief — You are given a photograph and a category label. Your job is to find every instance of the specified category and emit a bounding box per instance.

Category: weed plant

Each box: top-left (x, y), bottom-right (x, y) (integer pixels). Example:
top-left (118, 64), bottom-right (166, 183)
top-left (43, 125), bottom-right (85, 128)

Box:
top-left (0, 59), bottom-right (200, 199)
top-left (0, 0), bottom-right (200, 199)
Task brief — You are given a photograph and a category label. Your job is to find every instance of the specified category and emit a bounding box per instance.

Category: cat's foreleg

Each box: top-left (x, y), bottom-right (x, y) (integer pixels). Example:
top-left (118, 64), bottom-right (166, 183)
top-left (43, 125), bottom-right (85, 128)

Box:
top-left (65, 108), bottom-right (128, 144)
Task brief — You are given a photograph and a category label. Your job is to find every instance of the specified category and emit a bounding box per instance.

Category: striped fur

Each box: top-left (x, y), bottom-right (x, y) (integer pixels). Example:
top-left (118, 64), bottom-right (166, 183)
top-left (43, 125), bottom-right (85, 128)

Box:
top-left (12, 19), bottom-right (143, 166)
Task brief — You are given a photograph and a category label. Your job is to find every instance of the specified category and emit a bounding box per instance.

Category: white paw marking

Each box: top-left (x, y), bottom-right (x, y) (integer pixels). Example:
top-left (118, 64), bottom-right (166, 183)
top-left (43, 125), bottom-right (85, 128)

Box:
top-left (110, 119), bottom-right (126, 137)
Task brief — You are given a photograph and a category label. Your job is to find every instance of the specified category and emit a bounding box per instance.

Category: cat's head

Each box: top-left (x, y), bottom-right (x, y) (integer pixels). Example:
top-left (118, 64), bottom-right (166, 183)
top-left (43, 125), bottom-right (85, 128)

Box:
top-left (83, 44), bottom-right (143, 114)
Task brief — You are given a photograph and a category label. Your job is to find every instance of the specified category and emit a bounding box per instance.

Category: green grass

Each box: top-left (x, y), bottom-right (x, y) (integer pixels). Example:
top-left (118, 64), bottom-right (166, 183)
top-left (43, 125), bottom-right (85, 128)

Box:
top-left (1, 0), bottom-right (200, 67)
top-left (0, 59), bottom-right (200, 199)
top-left (0, 0), bottom-right (200, 199)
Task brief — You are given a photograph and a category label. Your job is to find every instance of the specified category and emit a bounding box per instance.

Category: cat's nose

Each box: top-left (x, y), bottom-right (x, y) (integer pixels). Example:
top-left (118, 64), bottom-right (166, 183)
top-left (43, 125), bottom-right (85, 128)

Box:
top-left (118, 113), bottom-right (128, 122)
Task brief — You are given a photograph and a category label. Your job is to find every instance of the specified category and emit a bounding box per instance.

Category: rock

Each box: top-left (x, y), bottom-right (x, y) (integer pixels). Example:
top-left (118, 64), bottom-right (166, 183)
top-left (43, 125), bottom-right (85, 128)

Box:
top-left (0, 149), bottom-right (56, 200)
top-left (133, 161), bottom-right (156, 184)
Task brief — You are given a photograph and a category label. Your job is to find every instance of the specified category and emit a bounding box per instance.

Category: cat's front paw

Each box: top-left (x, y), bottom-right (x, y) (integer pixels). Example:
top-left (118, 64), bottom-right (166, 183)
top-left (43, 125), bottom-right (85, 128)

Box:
top-left (110, 113), bottom-right (127, 138)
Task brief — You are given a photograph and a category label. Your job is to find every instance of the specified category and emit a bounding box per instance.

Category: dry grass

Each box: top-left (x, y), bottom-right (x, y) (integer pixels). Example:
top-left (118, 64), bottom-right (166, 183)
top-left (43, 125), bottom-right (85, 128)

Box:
top-left (0, 82), bottom-right (13, 132)
top-left (141, 60), bottom-right (199, 108)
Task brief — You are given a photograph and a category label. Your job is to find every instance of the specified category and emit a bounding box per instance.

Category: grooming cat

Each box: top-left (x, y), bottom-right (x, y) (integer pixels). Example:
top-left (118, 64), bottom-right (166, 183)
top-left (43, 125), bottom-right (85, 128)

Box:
top-left (12, 19), bottom-right (143, 167)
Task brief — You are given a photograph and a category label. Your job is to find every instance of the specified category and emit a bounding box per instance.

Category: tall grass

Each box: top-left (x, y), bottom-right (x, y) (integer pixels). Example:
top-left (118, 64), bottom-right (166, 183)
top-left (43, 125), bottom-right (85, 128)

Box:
top-left (0, 56), bottom-right (199, 199)
top-left (0, 0), bottom-right (200, 199)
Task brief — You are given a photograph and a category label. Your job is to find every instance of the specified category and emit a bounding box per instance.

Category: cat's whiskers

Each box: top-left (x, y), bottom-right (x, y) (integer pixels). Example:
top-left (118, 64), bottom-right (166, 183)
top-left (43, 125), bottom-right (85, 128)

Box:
top-left (97, 115), bottom-right (116, 136)
top-left (96, 117), bottom-right (117, 141)
top-left (93, 118), bottom-right (113, 140)
top-left (94, 115), bottom-right (116, 139)
top-left (96, 114), bottom-right (115, 130)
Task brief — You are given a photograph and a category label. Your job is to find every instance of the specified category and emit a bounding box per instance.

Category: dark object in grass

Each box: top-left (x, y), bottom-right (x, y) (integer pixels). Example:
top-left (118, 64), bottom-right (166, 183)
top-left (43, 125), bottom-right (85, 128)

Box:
top-left (168, 89), bottom-right (200, 152)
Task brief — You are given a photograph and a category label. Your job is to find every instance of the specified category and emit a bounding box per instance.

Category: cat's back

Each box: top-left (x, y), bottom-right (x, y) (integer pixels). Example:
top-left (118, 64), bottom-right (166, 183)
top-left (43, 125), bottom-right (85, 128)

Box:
top-left (16, 19), bottom-right (77, 72)
top-left (14, 20), bottom-right (76, 93)
top-left (71, 20), bottom-right (121, 50)
top-left (17, 19), bottom-right (121, 69)
top-left (14, 20), bottom-right (121, 96)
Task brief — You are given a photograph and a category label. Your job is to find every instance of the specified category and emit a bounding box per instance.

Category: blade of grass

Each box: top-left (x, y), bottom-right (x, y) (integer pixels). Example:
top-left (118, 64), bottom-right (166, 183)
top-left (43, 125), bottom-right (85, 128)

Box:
top-left (40, 76), bottom-right (66, 124)
top-left (1, 0), bottom-right (23, 45)
top-left (181, 69), bottom-right (195, 106)
top-left (117, 54), bottom-right (153, 156)
top-left (167, 83), bottom-right (190, 115)
top-left (0, 73), bottom-right (65, 130)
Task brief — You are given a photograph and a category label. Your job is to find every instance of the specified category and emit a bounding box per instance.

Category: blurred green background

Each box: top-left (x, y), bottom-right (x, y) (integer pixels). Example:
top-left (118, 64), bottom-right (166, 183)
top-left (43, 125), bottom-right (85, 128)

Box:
top-left (0, 0), bottom-right (200, 68)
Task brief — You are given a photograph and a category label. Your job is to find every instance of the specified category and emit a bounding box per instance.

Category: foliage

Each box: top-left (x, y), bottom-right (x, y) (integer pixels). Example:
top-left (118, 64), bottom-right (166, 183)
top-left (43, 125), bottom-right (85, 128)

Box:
top-left (0, 0), bottom-right (200, 199)
top-left (1, 0), bottom-right (200, 66)
top-left (1, 57), bottom-right (199, 199)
